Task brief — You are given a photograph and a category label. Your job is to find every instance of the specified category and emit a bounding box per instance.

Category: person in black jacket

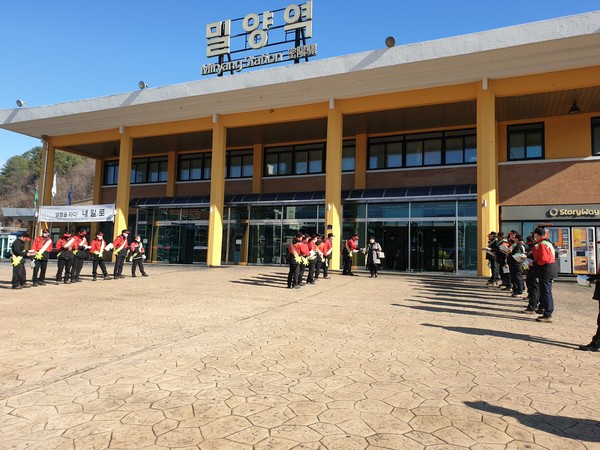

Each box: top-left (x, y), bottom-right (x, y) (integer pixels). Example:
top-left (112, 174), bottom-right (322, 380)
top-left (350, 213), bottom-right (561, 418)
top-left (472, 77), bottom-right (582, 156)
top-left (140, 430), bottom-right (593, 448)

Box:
top-left (11, 232), bottom-right (31, 289)
top-left (508, 233), bottom-right (526, 297)
top-left (578, 271), bottom-right (600, 352)
top-left (485, 232), bottom-right (500, 285)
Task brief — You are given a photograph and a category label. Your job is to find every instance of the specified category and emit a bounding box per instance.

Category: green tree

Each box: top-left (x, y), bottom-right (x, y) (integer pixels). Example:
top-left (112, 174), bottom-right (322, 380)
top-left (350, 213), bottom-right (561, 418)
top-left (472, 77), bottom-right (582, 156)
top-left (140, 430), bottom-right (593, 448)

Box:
top-left (24, 146), bottom-right (84, 179)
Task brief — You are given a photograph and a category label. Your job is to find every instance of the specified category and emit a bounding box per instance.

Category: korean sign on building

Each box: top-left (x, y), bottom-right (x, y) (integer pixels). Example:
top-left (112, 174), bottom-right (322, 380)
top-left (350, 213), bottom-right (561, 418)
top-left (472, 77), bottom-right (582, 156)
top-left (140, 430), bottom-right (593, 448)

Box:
top-left (39, 204), bottom-right (116, 223)
top-left (202, 1), bottom-right (316, 76)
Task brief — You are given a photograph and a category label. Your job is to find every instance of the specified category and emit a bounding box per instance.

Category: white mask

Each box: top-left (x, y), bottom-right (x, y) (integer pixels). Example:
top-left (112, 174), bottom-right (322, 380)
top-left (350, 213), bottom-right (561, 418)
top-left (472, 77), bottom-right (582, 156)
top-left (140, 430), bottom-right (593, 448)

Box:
top-left (97, 235), bottom-right (103, 240)
top-left (369, 239), bottom-right (375, 244)
top-left (135, 238), bottom-right (141, 242)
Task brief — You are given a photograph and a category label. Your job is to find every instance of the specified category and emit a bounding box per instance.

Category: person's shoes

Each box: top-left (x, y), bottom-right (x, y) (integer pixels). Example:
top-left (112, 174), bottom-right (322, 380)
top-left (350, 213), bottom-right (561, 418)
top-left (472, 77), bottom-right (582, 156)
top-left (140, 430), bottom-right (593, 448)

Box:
top-left (294, 285), bottom-right (301, 289)
top-left (578, 343), bottom-right (600, 352)
top-left (32, 282), bottom-right (39, 287)
top-left (39, 281), bottom-right (46, 286)
top-left (349, 273), bottom-right (357, 276)
top-left (92, 277), bottom-right (97, 281)
top-left (64, 280), bottom-right (71, 284)
top-left (12, 285), bottom-right (22, 289)
top-left (142, 273), bottom-right (149, 277)
top-left (521, 308), bottom-right (536, 314)
top-left (375, 274), bottom-right (378, 278)
top-left (535, 308), bottom-right (544, 315)
top-left (370, 275), bottom-right (374, 278)
top-left (501, 286), bottom-right (512, 291)
top-left (309, 281), bottom-right (316, 284)
top-left (131, 274), bottom-right (137, 277)
top-left (535, 316), bottom-right (554, 323)
top-left (119, 275), bottom-right (125, 279)
top-left (104, 276), bottom-right (112, 280)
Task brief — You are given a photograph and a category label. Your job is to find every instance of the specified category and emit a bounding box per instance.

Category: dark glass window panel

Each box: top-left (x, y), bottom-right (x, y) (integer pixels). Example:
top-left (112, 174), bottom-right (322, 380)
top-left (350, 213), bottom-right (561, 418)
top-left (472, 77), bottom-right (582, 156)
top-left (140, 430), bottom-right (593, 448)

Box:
top-left (265, 153), bottom-right (278, 175)
top-left (593, 118), bottom-right (600, 156)
top-left (308, 149), bottom-right (322, 173)
top-left (424, 139), bottom-right (442, 165)
top-left (526, 132), bottom-right (543, 158)
top-left (386, 142), bottom-right (403, 168)
top-left (295, 150), bottom-right (308, 174)
top-left (342, 143), bottom-right (356, 171)
top-left (279, 152), bottom-right (292, 175)
top-left (465, 136), bottom-right (477, 163)
top-left (368, 143), bottom-right (385, 169)
top-left (406, 141), bottom-right (423, 166)
top-left (203, 157), bottom-right (211, 179)
top-left (445, 137), bottom-right (464, 164)
top-left (509, 133), bottom-right (525, 160)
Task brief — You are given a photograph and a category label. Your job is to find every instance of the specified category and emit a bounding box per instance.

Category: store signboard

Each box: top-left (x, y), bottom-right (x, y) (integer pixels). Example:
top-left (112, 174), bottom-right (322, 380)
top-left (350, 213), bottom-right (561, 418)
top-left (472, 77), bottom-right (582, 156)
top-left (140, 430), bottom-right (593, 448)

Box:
top-left (202, 1), bottom-right (316, 76)
top-left (39, 204), bottom-right (116, 223)
top-left (502, 204), bottom-right (600, 221)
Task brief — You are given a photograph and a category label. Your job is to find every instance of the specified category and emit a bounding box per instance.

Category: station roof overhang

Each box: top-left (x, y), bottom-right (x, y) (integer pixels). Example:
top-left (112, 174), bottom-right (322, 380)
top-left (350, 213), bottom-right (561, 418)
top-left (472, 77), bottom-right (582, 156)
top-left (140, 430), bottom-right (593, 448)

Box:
top-left (1, 11), bottom-right (599, 159)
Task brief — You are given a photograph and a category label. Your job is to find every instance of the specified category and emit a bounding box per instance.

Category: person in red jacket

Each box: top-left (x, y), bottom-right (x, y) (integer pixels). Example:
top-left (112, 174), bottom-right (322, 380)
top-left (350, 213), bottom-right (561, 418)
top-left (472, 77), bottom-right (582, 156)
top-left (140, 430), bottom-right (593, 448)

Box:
top-left (286, 233), bottom-right (303, 289)
top-left (112, 229), bottom-right (130, 279)
top-left (128, 235), bottom-right (148, 277)
top-left (71, 228), bottom-right (90, 283)
top-left (321, 232), bottom-right (334, 279)
top-left (55, 230), bottom-right (77, 284)
top-left (531, 227), bottom-right (558, 323)
top-left (342, 233), bottom-right (360, 276)
top-left (90, 232), bottom-right (112, 281)
top-left (31, 228), bottom-right (53, 286)
top-left (297, 234), bottom-right (310, 285)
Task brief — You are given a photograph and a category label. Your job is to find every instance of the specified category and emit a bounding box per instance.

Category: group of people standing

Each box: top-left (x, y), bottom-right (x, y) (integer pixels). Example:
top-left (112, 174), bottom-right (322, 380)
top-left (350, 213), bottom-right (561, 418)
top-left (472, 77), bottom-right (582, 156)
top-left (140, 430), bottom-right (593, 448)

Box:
top-left (287, 232), bottom-right (385, 288)
top-left (286, 232), bottom-right (334, 289)
top-left (10, 227), bottom-right (148, 289)
top-left (485, 227), bottom-right (557, 323)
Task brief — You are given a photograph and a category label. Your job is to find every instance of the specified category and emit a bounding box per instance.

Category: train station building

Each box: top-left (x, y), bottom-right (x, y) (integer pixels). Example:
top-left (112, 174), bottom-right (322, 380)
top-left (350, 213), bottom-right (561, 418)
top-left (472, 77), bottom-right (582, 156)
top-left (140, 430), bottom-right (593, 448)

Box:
top-left (1, 10), bottom-right (599, 276)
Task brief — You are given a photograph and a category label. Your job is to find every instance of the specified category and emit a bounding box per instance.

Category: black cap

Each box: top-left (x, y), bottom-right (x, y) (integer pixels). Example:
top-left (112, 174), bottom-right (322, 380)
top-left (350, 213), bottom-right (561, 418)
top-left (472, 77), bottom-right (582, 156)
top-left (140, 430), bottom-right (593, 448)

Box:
top-left (533, 227), bottom-right (545, 236)
top-left (327, 233), bottom-right (335, 238)
top-left (21, 231), bottom-right (31, 238)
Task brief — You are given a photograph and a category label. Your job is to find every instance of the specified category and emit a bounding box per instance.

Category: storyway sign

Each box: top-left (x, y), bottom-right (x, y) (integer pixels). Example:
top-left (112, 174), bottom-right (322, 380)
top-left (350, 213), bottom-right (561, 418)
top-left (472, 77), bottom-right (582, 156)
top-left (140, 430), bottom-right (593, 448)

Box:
top-left (39, 204), bottom-right (116, 223)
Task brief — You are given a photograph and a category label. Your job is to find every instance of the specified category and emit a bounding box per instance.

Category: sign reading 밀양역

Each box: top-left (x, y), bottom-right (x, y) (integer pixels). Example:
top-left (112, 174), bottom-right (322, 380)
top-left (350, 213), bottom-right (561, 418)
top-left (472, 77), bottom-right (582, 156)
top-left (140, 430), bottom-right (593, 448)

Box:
top-left (202, 1), bottom-right (316, 76)
top-left (38, 204), bottom-right (116, 223)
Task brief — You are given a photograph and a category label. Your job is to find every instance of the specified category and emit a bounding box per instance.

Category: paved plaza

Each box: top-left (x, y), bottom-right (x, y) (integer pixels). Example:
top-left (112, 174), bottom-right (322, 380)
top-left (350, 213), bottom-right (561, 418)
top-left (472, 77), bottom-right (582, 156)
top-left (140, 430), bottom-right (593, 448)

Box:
top-left (0, 262), bottom-right (599, 449)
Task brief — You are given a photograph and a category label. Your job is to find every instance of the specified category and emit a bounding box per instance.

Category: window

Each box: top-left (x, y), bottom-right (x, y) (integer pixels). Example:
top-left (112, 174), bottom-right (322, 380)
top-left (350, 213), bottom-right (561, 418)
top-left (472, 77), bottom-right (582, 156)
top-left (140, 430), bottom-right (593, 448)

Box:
top-left (178, 153), bottom-right (211, 181)
top-left (104, 160), bottom-right (119, 185)
top-left (264, 143), bottom-right (325, 177)
top-left (342, 141), bottom-right (356, 172)
top-left (368, 129), bottom-right (476, 170)
top-left (508, 123), bottom-right (544, 161)
top-left (131, 157), bottom-right (167, 184)
top-left (226, 150), bottom-right (253, 179)
top-left (103, 157), bottom-right (168, 185)
top-left (593, 117), bottom-right (600, 156)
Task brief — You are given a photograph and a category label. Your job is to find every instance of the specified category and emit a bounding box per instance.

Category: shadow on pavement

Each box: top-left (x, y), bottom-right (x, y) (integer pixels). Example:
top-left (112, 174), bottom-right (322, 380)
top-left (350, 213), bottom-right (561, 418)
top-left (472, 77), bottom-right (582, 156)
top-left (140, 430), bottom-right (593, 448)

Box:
top-left (230, 272), bottom-right (289, 289)
top-left (422, 323), bottom-right (577, 349)
top-left (465, 400), bottom-right (600, 442)
top-left (393, 302), bottom-right (532, 321)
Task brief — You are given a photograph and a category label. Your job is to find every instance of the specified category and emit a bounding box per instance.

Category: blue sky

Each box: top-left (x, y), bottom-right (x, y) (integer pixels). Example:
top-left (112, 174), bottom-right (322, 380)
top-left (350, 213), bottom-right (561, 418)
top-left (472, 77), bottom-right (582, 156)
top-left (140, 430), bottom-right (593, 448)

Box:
top-left (1, 1), bottom-right (598, 170)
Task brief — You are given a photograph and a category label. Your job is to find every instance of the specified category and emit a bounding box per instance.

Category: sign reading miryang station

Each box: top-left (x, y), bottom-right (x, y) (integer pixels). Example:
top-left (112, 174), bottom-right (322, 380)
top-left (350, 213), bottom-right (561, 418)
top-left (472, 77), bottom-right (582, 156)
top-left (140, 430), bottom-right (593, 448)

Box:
top-left (202, 1), bottom-right (316, 76)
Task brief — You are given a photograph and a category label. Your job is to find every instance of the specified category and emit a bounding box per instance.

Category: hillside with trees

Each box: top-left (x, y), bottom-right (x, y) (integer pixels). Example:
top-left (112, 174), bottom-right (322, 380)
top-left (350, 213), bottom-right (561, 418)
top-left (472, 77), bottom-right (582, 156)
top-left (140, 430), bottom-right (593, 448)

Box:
top-left (0, 146), bottom-right (95, 226)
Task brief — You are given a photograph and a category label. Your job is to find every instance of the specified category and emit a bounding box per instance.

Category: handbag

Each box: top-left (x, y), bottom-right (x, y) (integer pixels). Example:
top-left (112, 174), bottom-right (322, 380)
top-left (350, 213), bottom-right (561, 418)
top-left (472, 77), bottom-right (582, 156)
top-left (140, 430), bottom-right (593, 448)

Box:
top-left (377, 251), bottom-right (385, 259)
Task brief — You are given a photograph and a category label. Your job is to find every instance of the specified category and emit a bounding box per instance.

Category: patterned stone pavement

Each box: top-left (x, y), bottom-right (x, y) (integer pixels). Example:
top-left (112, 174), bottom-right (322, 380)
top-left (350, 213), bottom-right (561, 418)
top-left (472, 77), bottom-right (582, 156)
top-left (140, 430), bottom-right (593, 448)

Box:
top-left (1, 262), bottom-right (599, 449)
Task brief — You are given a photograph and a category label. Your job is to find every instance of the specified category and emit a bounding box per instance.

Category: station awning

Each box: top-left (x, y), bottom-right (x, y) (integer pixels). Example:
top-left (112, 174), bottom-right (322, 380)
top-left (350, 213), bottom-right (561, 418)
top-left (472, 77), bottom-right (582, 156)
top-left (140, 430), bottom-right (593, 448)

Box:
top-left (130, 184), bottom-right (476, 208)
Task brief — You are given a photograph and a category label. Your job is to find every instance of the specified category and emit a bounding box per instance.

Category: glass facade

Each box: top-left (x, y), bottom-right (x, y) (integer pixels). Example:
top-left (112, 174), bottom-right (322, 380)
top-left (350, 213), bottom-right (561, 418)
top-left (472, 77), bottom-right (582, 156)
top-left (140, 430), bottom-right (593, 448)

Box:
top-left (137, 199), bottom-right (477, 273)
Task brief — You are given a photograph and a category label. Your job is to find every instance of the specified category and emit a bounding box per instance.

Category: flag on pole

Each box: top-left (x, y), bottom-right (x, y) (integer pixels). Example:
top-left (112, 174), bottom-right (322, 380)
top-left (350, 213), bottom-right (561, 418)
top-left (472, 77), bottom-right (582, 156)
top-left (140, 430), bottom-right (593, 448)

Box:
top-left (34, 185), bottom-right (39, 209)
top-left (51, 172), bottom-right (57, 198)
top-left (67, 184), bottom-right (73, 206)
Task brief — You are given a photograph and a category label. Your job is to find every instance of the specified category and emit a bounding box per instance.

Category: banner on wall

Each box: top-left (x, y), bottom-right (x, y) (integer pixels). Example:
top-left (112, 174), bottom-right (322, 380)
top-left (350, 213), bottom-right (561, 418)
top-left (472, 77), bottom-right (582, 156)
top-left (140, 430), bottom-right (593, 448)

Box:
top-left (38, 204), bottom-right (116, 223)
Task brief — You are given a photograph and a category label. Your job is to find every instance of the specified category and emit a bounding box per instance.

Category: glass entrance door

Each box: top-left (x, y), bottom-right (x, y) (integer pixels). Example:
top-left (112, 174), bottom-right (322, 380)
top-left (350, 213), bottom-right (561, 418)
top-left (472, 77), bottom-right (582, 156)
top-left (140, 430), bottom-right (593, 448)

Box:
top-left (248, 223), bottom-right (282, 264)
top-left (410, 221), bottom-right (455, 272)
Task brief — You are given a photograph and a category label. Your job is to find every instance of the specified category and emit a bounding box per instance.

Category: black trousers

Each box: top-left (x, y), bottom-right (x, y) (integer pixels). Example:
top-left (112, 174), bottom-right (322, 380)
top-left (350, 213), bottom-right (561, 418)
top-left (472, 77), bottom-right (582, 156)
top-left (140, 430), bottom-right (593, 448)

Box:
top-left (315, 258), bottom-right (323, 279)
top-left (92, 259), bottom-right (108, 278)
top-left (307, 259), bottom-right (316, 283)
top-left (322, 257), bottom-right (330, 277)
top-left (56, 256), bottom-right (73, 282)
top-left (12, 262), bottom-right (26, 287)
top-left (526, 271), bottom-right (540, 311)
top-left (287, 257), bottom-right (300, 288)
top-left (32, 259), bottom-right (48, 283)
top-left (342, 249), bottom-right (353, 274)
top-left (367, 262), bottom-right (379, 276)
top-left (132, 258), bottom-right (145, 275)
top-left (509, 263), bottom-right (524, 294)
top-left (113, 253), bottom-right (127, 276)
top-left (592, 302), bottom-right (600, 345)
top-left (488, 257), bottom-right (499, 282)
top-left (72, 254), bottom-right (86, 280)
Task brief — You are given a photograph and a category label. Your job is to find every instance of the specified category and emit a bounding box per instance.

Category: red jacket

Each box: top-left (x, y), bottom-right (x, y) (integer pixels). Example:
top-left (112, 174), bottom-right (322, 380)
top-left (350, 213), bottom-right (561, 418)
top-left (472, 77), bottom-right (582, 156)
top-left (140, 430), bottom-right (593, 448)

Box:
top-left (90, 238), bottom-right (107, 256)
top-left (31, 236), bottom-right (53, 259)
top-left (532, 239), bottom-right (556, 266)
top-left (346, 238), bottom-right (358, 252)
top-left (112, 235), bottom-right (129, 255)
top-left (298, 242), bottom-right (310, 256)
top-left (56, 236), bottom-right (77, 251)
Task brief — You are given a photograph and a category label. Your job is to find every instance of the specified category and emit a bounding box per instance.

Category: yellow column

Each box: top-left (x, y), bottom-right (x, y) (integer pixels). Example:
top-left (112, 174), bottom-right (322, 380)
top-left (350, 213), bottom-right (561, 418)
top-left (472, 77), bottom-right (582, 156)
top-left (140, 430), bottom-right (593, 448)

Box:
top-left (325, 103), bottom-right (343, 271)
top-left (36, 141), bottom-right (55, 236)
top-left (354, 133), bottom-right (367, 189)
top-left (114, 130), bottom-right (133, 239)
top-left (252, 143), bottom-right (263, 194)
top-left (41, 144), bottom-right (55, 207)
top-left (90, 159), bottom-right (103, 237)
top-left (166, 150), bottom-right (176, 197)
top-left (476, 85), bottom-right (499, 277)
top-left (207, 121), bottom-right (226, 266)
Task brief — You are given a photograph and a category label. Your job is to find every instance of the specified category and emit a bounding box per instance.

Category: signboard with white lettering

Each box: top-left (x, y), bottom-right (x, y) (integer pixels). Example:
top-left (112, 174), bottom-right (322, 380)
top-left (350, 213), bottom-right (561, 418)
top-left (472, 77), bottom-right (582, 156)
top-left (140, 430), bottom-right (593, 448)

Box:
top-left (202, 1), bottom-right (316, 76)
top-left (39, 204), bottom-right (116, 223)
